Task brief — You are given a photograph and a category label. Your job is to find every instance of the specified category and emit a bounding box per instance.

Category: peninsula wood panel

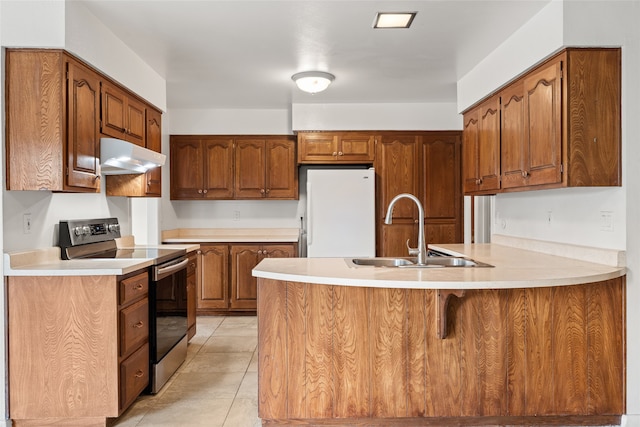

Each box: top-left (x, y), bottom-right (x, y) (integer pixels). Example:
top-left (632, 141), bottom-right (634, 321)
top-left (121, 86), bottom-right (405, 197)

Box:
top-left (257, 277), bottom-right (625, 425)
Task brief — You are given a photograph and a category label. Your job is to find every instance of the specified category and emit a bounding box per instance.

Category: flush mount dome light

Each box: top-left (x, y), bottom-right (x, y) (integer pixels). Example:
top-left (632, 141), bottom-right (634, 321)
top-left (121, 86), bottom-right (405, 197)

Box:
top-left (291, 71), bottom-right (335, 94)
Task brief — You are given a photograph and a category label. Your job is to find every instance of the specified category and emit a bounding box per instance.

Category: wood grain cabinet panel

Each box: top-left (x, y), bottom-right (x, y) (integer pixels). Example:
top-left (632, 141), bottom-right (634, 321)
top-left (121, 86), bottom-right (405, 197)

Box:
top-left (464, 47), bottom-right (621, 195)
top-left (257, 276), bottom-right (626, 425)
top-left (376, 132), bottom-right (463, 257)
top-left (195, 242), bottom-right (296, 314)
top-left (170, 135), bottom-right (297, 200)
top-left (186, 252), bottom-right (198, 340)
top-left (297, 131), bottom-right (376, 164)
top-left (462, 96), bottom-right (501, 195)
top-left (5, 49), bottom-right (101, 192)
top-left (7, 269), bottom-right (151, 424)
top-left (101, 81), bottom-right (146, 147)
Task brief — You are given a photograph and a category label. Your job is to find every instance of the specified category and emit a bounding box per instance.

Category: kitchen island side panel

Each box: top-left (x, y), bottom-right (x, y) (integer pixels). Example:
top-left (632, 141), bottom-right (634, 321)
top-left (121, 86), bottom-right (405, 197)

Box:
top-left (257, 277), bottom-right (625, 425)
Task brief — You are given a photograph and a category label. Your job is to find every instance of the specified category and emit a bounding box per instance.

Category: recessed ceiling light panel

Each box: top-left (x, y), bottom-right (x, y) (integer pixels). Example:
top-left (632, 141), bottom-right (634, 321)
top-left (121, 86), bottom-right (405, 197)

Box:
top-left (373, 12), bottom-right (417, 29)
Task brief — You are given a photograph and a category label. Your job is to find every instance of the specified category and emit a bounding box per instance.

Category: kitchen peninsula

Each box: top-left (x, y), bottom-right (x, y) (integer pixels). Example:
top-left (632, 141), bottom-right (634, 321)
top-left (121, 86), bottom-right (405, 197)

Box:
top-left (253, 240), bottom-right (626, 426)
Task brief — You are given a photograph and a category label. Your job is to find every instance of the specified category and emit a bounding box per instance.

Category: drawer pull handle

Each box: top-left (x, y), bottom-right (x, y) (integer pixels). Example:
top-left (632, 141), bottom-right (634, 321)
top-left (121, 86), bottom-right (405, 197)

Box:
top-left (135, 370), bottom-right (144, 378)
top-left (134, 284), bottom-right (144, 290)
top-left (133, 321), bottom-right (144, 328)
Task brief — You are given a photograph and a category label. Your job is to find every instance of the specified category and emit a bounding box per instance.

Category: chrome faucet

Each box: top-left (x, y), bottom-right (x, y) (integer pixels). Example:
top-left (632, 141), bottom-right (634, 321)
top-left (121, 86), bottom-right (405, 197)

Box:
top-left (384, 193), bottom-right (427, 265)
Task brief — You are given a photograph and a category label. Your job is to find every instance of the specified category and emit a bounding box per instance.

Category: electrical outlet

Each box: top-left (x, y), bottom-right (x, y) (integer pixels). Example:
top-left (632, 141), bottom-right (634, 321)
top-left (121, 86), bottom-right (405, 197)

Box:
top-left (546, 211), bottom-right (553, 226)
top-left (23, 213), bottom-right (32, 234)
top-left (600, 211), bottom-right (614, 232)
top-left (233, 210), bottom-right (240, 221)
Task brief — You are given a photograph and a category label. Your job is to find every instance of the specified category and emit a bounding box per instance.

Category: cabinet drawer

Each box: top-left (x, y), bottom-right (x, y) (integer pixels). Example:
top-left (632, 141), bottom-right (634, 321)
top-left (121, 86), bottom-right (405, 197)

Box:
top-left (120, 343), bottom-right (149, 411)
top-left (120, 298), bottom-right (149, 358)
top-left (120, 271), bottom-right (149, 306)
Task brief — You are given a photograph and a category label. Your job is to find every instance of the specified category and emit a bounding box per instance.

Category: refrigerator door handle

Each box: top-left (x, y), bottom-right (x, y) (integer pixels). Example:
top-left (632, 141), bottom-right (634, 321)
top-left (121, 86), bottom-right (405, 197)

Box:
top-left (307, 182), bottom-right (313, 246)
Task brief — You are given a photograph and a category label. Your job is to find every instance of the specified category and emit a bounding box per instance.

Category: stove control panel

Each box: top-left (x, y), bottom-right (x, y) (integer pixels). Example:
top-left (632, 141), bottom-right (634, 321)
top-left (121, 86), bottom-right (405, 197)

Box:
top-left (59, 217), bottom-right (122, 253)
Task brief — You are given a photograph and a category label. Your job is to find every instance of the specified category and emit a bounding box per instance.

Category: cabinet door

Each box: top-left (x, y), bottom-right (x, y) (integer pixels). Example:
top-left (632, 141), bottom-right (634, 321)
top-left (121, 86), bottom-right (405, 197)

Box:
top-left (144, 109), bottom-right (162, 196)
top-left (124, 96), bottom-right (146, 146)
top-left (170, 137), bottom-right (204, 199)
top-left (462, 110), bottom-right (480, 194)
top-left (230, 245), bottom-right (261, 310)
top-left (375, 134), bottom-right (421, 256)
top-left (101, 81), bottom-right (127, 140)
top-left (234, 139), bottom-right (266, 198)
top-left (524, 58), bottom-right (563, 187)
top-left (265, 138), bottom-right (297, 199)
top-left (338, 133), bottom-right (376, 163)
top-left (422, 133), bottom-right (463, 244)
top-left (297, 133), bottom-right (339, 163)
top-left (477, 97), bottom-right (501, 192)
top-left (198, 245), bottom-right (229, 310)
top-left (204, 137), bottom-right (234, 198)
top-left (66, 60), bottom-right (101, 191)
top-left (501, 81), bottom-right (527, 189)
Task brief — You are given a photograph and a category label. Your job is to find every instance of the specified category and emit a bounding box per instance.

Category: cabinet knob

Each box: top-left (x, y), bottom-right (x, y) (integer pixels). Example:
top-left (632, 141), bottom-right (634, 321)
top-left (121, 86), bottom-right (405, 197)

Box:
top-left (266, 189), bottom-right (270, 194)
top-left (198, 189), bottom-right (203, 194)
top-left (332, 152), bottom-right (338, 156)
top-left (134, 369), bottom-right (144, 378)
top-left (338, 151), bottom-right (343, 156)
top-left (203, 189), bottom-right (208, 194)
top-left (133, 321), bottom-right (144, 329)
top-left (197, 250), bottom-right (202, 255)
top-left (260, 189), bottom-right (265, 194)
top-left (522, 171), bottom-right (530, 178)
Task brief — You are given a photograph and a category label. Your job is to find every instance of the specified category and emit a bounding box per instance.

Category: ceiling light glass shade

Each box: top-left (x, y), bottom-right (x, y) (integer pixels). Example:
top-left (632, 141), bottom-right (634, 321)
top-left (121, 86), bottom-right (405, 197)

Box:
top-left (291, 71), bottom-right (335, 94)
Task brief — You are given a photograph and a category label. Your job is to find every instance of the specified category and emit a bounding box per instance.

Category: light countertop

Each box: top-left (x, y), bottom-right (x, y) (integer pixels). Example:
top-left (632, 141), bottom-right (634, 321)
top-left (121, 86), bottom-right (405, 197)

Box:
top-left (252, 243), bottom-right (626, 290)
top-left (162, 228), bottom-right (300, 243)
top-left (3, 242), bottom-right (200, 277)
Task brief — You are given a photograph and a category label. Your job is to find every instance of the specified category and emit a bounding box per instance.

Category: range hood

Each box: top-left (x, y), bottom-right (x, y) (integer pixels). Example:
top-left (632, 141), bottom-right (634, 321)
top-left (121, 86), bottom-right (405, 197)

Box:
top-left (100, 137), bottom-right (166, 175)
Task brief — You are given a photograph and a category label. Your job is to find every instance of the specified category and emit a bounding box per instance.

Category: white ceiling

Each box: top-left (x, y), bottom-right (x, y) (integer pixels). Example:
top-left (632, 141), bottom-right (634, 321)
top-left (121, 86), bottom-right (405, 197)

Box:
top-left (80, 0), bottom-right (551, 110)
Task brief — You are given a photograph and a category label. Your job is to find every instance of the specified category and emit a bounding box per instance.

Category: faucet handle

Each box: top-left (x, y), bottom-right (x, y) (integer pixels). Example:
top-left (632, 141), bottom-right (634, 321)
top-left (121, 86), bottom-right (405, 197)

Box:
top-left (406, 239), bottom-right (419, 256)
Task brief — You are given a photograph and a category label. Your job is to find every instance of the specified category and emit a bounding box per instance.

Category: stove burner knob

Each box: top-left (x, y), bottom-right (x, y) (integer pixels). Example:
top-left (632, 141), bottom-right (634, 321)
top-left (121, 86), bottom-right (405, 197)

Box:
top-left (73, 226), bottom-right (83, 236)
top-left (73, 226), bottom-right (90, 236)
top-left (82, 226), bottom-right (91, 236)
top-left (108, 224), bottom-right (120, 233)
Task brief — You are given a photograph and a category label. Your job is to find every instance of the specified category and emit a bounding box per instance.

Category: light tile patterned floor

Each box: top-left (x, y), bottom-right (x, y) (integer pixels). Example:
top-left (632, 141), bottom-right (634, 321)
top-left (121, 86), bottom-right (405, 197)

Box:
top-left (113, 316), bottom-right (260, 427)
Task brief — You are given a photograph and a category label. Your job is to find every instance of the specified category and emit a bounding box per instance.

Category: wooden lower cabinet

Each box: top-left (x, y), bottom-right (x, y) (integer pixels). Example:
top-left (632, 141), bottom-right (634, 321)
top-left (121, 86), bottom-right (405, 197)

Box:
top-left (197, 242), bottom-right (297, 314)
top-left (8, 270), bottom-right (150, 424)
top-left (258, 276), bottom-right (625, 425)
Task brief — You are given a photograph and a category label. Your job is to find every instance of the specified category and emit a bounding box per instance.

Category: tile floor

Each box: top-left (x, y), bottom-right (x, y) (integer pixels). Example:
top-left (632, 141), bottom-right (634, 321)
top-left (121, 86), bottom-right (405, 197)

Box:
top-left (113, 316), bottom-right (261, 427)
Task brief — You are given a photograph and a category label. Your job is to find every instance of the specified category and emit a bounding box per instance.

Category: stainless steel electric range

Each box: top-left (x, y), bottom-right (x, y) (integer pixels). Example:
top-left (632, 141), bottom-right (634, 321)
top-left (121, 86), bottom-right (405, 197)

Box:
top-left (59, 217), bottom-right (188, 394)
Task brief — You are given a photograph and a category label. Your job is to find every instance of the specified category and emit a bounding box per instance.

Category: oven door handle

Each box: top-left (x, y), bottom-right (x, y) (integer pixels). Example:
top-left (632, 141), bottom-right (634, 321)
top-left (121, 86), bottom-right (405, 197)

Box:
top-left (153, 258), bottom-right (188, 281)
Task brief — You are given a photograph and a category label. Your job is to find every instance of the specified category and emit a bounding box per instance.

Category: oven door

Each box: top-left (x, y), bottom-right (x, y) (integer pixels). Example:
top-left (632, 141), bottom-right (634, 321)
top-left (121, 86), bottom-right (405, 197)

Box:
top-left (149, 256), bottom-right (189, 393)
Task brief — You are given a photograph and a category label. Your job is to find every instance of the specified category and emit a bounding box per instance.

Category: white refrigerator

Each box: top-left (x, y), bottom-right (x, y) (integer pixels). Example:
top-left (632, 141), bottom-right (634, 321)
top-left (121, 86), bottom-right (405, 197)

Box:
top-left (305, 168), bottom-right (376, 258)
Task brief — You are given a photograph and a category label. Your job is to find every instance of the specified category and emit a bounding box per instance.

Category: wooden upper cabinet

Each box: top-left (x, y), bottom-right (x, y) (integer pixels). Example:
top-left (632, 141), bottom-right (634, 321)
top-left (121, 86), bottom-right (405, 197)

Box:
top-left (171, 135), bottom-right (297, 200)
top-left (500, 80), bottom-right (527, 189)
top-left (235, 137), bottom-right (297, 199)
top-left (101, 81), bottom-right (146, 147)
top-left (204, 138), bottom-right (235, 198)
top-left (5, 49), bottom-right (101, 192)
top-left (66, 59), bottom-right (102, 191)
top-left (522, 57), bottom-right (563, 187)
top-left (170, 136), bottom-right (234, 199)
top-left (106, 108), bottom-right (163, 197)
top-left (298, 131), bottom-right (376, 164)
top-left (465, 47), bottom-right (621, 195)
top-left (462, 96), bottom-right (501, 195)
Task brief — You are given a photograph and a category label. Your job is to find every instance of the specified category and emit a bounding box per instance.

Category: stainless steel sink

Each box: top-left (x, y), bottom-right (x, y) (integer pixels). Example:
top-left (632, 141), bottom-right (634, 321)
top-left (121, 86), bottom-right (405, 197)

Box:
top-left (346, 256), bottom-right (492, 268)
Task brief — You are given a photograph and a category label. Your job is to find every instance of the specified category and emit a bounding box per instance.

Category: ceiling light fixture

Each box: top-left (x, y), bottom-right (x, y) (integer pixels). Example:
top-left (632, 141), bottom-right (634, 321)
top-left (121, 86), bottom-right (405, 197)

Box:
top-left (373, 12), bottom-right (417, 29)
top-left (291, 71), bottom-right (335, 94)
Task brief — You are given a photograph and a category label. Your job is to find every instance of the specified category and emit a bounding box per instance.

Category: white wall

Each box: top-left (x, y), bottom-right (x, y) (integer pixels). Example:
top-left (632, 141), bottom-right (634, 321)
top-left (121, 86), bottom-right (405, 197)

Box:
top-left (458, 0), bottom-right (640, 420)
top-left (292, 102), bottom-right (462, 131)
